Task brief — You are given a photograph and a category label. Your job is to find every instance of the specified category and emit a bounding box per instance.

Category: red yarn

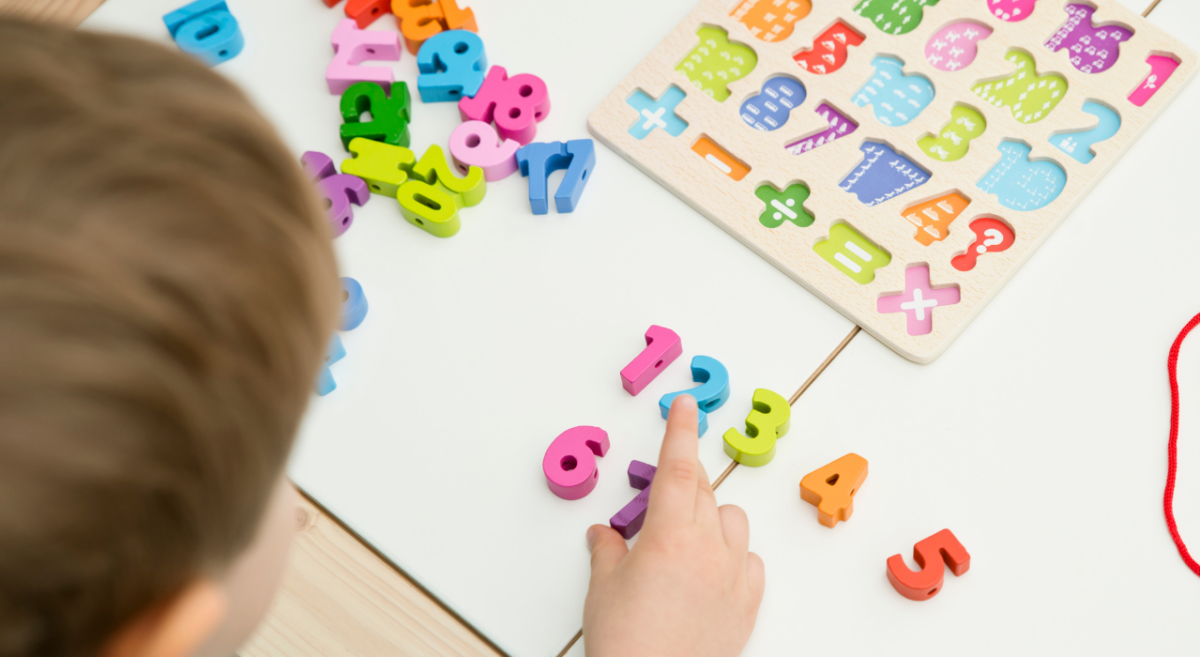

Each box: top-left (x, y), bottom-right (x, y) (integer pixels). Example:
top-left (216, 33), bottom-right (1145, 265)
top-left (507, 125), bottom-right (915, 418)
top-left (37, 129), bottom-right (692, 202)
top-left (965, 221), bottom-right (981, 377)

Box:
top-left (1165, 312), bottom-right (1200, 577)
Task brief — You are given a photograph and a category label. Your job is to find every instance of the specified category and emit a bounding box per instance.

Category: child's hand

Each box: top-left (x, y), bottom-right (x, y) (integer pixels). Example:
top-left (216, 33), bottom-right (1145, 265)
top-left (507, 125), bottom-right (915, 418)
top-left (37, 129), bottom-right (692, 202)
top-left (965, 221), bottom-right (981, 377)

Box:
top-left (583, 395), bottom-right (765, 657)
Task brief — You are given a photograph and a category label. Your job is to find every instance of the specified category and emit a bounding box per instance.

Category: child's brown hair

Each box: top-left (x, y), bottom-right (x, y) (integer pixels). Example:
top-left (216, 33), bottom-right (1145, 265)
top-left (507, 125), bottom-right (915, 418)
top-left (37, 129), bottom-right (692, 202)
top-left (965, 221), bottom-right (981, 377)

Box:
top-left (0, 19), bottom-right (339, 657)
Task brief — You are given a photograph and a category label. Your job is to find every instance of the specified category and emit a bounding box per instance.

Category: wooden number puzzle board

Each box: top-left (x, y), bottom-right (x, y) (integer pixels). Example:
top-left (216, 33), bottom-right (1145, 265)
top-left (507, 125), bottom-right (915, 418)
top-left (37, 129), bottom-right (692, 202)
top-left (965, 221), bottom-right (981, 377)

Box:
top-left (589, 0), bottom-right (1195, 363)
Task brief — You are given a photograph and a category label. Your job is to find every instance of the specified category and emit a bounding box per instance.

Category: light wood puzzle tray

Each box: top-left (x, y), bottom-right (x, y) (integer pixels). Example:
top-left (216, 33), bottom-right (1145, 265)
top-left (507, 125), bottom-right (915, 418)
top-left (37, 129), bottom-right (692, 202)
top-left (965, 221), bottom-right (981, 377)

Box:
top-left (588, 0), bottom-right (1195, 363)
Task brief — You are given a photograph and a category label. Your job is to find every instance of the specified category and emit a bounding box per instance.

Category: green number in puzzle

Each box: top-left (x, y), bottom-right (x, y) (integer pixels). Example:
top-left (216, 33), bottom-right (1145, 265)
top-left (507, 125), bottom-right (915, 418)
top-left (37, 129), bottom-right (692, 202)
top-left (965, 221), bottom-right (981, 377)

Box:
top-left (676, 26), bottom-right (757, 102)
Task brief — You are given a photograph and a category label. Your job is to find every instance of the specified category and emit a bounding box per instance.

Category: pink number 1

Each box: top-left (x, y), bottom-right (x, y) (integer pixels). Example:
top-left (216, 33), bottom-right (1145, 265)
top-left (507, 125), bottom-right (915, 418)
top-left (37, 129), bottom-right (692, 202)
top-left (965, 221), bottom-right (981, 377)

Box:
top-left (542, 426), bottom-right (609, 500)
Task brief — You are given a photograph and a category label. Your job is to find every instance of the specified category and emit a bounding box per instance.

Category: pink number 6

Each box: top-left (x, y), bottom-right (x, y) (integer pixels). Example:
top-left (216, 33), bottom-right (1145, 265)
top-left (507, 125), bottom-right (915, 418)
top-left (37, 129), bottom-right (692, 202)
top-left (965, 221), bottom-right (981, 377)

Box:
top-left (448, 120), bottom-right (520, 181)
top-left (542, 426), bottom-right (610, 500)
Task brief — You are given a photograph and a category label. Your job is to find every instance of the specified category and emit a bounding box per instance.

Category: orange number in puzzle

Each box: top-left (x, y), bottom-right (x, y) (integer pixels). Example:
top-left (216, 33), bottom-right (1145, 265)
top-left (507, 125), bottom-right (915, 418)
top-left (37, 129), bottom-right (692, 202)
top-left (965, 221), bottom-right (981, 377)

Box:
top-left (731, 0), bottom-right (812, 42)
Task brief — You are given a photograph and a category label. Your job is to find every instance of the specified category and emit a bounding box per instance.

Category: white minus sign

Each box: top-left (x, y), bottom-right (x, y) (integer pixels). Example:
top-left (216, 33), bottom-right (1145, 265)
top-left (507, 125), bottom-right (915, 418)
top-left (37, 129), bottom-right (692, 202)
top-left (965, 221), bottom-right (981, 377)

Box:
top-left (704, 154), bottom-right (733, 174)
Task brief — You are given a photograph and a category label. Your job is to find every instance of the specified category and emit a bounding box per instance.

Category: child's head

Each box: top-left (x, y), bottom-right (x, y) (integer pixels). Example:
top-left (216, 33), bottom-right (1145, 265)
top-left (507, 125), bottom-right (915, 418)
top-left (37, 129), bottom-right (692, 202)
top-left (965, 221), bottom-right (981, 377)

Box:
top-left (0, 19), bottom-right (339, 657)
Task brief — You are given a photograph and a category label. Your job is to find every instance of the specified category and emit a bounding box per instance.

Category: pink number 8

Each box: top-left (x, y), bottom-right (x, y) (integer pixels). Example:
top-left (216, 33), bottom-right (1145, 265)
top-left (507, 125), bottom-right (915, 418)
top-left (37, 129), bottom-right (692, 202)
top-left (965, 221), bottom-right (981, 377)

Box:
top-left (457, 65), bottom-right (550, 145)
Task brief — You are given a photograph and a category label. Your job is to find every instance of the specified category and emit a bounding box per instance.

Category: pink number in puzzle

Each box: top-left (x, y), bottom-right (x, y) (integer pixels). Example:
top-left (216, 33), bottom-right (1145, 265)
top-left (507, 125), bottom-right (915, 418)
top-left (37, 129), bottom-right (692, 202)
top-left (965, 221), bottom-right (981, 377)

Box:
top-left (986, 0), bottom-right (1038, 22)
top-left (620, 325), bottom-right (682, 396)
top-left (458, 66), bottom-right (550, 145)
top-left (326, 18), bottom-right (401, 95)
top-left (543, 426), bottom-right (610, 500)
top-left (925, 22), bottom-right (992, 72)
top-left (1129, 55), bottom-right (1180, 107)
top-left (449, 120), bottom-right (521, 181)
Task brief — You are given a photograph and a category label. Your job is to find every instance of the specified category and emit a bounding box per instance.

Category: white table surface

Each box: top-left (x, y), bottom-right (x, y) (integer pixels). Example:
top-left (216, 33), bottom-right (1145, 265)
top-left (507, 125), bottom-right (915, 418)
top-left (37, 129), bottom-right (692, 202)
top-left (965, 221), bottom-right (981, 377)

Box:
top-left (82, 1), bottom-right (1200, 655)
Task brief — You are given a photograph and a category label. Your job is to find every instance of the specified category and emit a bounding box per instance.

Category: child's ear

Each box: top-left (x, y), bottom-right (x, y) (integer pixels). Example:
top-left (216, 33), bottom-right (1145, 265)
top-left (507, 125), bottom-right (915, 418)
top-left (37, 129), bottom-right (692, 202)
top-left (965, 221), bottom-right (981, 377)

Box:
top-left (100, 579), bottom-right (228, 657)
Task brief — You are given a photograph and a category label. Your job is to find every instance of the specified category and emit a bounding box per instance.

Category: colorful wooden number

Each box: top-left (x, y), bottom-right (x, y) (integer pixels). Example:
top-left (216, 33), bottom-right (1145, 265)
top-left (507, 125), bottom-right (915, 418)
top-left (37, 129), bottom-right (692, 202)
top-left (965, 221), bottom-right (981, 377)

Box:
top-left (449, 120), bottom-right (520, 181)
top-left (343, 0), bottom-right (390, 28)
top-left (800, 453), bottom-right (868, 527)
top-left (740, 77), bottom-right (806, 131)
top-left (951, 218), bottom-right (1015, 271)
top-left (840, 142), bottom-right (930, 207)
top-left (986, 0), bottom-right (1038, 21)
top-left (342, 138), bottom-right (415, 197)
top-left (397, 145), bottom-right (483, 238)
top-left (731, 0), bottom-right (811, 42)
top-left (610, 461), bottom-right (656, 539)
top-left (675, 26), bottom-right (757, 102)
top-left (793, 21), bottom-right (863, 75)
top-left (1045, 4), bottom-right (1132, 74)
top-left (412, 145), bottom-right (486, 208)
top-left (542, 426), bottom-right (610, 500)
top-left (854, 0), bottom-right (939, 36)
top-left (813, 223), bottom-right (891, 285)
top-left (658, 356), bottom-right (731, 437)
top-left (853, 56), bottom-right (935, 127)
top-left (925, 22), bottom-right (991, 72)
top-left (1129, 55), bottom-right (1179, 107)
top-left (326, 18), bottom-right (402, 95)
top-left (340, 81), bottom-right (412, 149)
top-left (317, 334), bottom-right (347, 396)
top-left (972, 50), bottom-right (1066, 124)
top-left (627, 86), bottom-right (689, 140)
top-left (301, 151), bottom-right (370, 238)
top-left (755, 182), bottom-right (813, 229)
top-left (887, 529), bottom-right (971, 600)
top-left (392, 0), bottom-right (477, 55)
top-left (340, 277), bottom-right (370, 331)
top-left (918, 105), bottom-right (986, 162)
top-left (1053, 101), bottom-right (1120, 164)
top-left (515, 140), bottom-right (595, 214)
top-left (692, 137), bottom-right (750, 181)
top-left (977, 141), bottom-right (1066, 211)
top-left (458, 66), bottom-right (550, 145)
top-left (877, 265), bottom-right (960, 336)
top-left (784, 103), bottom-right (858, 156)
top-left (397, 181), bottom-right (460, 238)
top-left (163, 0), bottom-right (243, 66)
top-left (722, 389), bottom-right (791, 467)
top-left (416, 29), bottom-right (487, 102)
top-left (902, 191), bottom-right (970, 246)
top-left (620, 325), bottom-right (682, 396)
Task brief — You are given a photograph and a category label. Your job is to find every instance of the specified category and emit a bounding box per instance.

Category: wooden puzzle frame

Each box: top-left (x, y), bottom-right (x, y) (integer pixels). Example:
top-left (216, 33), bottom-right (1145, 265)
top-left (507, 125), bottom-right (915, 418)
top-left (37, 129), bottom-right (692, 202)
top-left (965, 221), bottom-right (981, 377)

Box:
top-left (588, 0), bottom-right (1195, 362)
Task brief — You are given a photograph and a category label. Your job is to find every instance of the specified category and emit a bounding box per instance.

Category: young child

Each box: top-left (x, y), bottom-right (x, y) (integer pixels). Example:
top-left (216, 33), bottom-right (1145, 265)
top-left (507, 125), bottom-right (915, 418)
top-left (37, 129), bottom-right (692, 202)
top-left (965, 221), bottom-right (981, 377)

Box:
top-left (0, 18), bottom-right (763, 657)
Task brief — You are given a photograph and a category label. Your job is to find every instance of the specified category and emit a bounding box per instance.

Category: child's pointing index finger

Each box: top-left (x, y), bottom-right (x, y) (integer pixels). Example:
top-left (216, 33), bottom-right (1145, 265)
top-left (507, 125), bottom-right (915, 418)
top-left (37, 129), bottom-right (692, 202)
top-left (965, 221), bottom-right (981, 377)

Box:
top-left (645, 394), bottom-right (702, 530)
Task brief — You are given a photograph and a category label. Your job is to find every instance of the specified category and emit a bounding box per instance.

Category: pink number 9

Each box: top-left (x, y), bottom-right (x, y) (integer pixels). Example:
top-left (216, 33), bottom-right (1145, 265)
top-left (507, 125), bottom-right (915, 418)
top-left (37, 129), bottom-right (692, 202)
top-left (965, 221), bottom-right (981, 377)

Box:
top-left (448, 120), bottom-right (520, 182)
top-left (542, 426), bottom-right (610, 500)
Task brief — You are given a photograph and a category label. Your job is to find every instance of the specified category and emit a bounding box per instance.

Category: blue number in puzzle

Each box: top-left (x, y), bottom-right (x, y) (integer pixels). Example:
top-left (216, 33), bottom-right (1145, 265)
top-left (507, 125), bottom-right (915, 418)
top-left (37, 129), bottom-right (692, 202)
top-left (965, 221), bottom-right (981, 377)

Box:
top-left (1052, 101), bottom-right (1120, 164)
top-left (977, 141), bottom-right (1066, 211)
top-left (840, 141), bottom-right (931, 207)
top-left (740, 77), bottom-right (807, 131)
top-left (852, 56), bottom-right (934, 127)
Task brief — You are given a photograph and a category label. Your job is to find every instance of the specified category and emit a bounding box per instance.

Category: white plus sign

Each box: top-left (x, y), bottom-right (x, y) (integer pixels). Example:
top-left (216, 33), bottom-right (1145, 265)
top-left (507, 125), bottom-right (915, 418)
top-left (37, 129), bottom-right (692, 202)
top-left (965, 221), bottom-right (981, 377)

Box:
top-left (641, 107), bottom-right (667, 130)
top-left (900, 288), bottom-right (938, 320)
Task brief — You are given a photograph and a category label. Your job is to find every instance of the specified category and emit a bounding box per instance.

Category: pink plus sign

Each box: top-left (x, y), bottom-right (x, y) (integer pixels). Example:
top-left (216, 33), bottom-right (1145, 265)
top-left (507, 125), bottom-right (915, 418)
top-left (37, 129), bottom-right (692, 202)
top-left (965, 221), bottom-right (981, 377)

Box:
top-left (877, 265), bottom-right (960, 336)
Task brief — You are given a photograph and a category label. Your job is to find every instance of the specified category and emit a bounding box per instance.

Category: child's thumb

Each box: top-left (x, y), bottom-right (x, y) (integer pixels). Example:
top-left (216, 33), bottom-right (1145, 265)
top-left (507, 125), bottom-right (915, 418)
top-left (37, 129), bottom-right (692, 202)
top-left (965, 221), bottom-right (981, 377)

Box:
top-left (586, 524), bottom-right (628, 579)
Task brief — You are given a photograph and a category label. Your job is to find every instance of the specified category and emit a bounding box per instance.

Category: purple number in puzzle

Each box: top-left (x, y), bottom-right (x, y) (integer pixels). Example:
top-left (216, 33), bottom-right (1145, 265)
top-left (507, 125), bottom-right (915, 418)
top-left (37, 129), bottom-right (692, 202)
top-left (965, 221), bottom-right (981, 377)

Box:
top-left (610, 460), bottom-right (656, 539)
top-left (1045, 4), bottom-right (1132, 74)
top-left (840, 142), bottom-right (930, 207)
top-left (784, 103), bottom-right (858, 155)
